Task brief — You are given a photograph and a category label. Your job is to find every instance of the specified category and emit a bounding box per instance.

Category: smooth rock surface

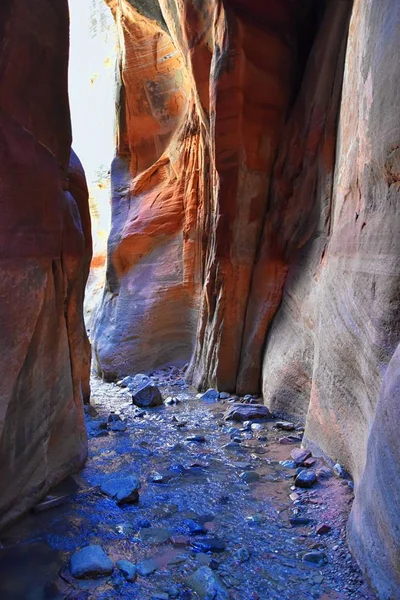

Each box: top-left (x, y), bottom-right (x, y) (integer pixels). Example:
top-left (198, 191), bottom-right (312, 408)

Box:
top-left (224, 404), bottom-right (272, 423)
top-left (70, 545), bottom-right (113, 579)
top-left (186, 566), bottom-right (229, 600)
top-left (100, 475), bottom-right (141, 505)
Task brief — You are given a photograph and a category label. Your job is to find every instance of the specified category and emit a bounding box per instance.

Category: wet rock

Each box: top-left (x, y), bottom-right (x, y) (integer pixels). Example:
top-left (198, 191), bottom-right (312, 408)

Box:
top-left (132, 381), bottom-right (163, 408)
top-left (224, 404), bottom-right (272, 422)
top-left (137, 518), bottom-right (151, 529)
top-left (219, 392), bottom-right (230, 400)
top-left (200, 389), bottom-right (219, 403)
top-left (316, 524), bottom-right (332, 535)
top-left (239, 471), bottom-right (261, 483)
top-left (245, 514), bottom-right (263, 525)
top-left (186, 566), bottom-right (229, 600)
top-left (150, 472), bottom-right (174, 484)
top-left (100, 475), bottom-right (141, 505)
top-left (169, 463), bottom-right (186, 475)
top-left (295, 470), bottom-right (317, 488)
top-left (302, 551), bottom-right (328, 567)
top-left (190, 537), bottom-right (226, 553)
top-left (186, 435), bottom-right (206, 443)
top-left (290, 448), bottom-right (312, 465)
top-left (136, 558), bottom-right (158, 576)
top-left (116, 559), bottom-right (137, 582)
top-left (290, 517), bottom-right (312, 527)
top-left (275, 421), bottom-right (295, 431)
top-left (70, 545), bottom-right (113, 579)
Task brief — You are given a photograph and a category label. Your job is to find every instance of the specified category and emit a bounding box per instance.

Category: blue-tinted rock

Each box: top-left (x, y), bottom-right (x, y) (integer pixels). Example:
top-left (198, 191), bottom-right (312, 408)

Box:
top-left (200, 389), bottom-right (219, 403)
top-left (190, 537), bottom-right (226, 553)
top-left (116, 559), bottom-right (137, 582)
top-left (186, 566), bottom-right (229, 600)
top-left (295, 470), bottom-right (317, 489)
top-left (100, 475), bottom-right (141, 505)
top-left (70, 545), bottom-right (113, 579)
top-left (132, 381), bottom-right (163, 407)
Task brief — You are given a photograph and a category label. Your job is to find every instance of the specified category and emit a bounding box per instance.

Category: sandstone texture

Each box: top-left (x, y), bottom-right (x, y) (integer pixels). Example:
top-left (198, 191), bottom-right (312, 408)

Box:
top-left (0, 0), bottom-right (91, 528)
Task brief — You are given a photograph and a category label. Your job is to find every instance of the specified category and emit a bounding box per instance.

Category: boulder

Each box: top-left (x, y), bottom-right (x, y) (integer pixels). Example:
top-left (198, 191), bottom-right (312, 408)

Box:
top-left (224, 404), bottom-right (272, 422)
top-left (100, 475), bottom-right (141, 505)
top-left (70, 545), bottom-right (113, 579)
top-left (132, 382), bottom-right (163, 408)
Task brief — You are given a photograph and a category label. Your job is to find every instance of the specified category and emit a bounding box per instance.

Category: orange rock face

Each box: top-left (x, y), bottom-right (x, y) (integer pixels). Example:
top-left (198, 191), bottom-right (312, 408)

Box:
top-left (0, 1), bottom-right (91, 528)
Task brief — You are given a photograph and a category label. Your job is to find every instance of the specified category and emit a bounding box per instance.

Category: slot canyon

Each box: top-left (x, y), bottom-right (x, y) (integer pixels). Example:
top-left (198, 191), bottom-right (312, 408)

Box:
top-left (0, 0), bottom-right (399, 599)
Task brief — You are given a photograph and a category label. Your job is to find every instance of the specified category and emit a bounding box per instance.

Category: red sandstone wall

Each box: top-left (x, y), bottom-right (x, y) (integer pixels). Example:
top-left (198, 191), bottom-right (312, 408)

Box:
top-left (0, 0), bottom-right (91, 528)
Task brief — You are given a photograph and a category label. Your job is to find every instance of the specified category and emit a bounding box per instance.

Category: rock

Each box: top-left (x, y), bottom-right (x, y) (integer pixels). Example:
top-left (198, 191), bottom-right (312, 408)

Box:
top-left (239, 471), bottom-right (261, 483)
top-left (186, 435), bottom-right (206, 443)
top-left (295, 470), bottom-right (317, 488)
top-left (279, 435), bottom-right (302, 445)
top-left (171, 535), bottom-right (190, 547)
top-left (275, 421), bottom-right (295, 431)
top-left (140, 527), bottom-right (172, 544)
top-left (100, 475), bottom-right (141, 505)
top-left (200, 389), bottom-right (219, 403)
top-left (245, 514), bottom-right (263, 525)
top-left (224, 404), bottom-right (272, 422)
top-left (70, 545), bottom-right (113, 579)
top-left (316, 466), bottom-right (333, 480)
top-left (316, 524), bottom-right (332, 535)
top-left (150, 472), bottom-right (174, 484)
top-left (186, 566), bottom-right (229, 600)
top-left (302, 551), bottom-right (328, 567)
top-left (136, 558), bottom-right (158, 577)
top-left (280, 460), bottom-right (297, 469)
top-left (219, 392), bottom-right (230, 400)
top-left (234, 547), bottom-right (251, 563)
top-left (334, 463), bottom-right (346, 478)
top-left (290, 517), bottom-right (312, 526)
top-left (132, 381), bottom-right (163, 408)
top-left (289, 492), bottom-right (300, 502)
top-left (290, 448), bottom-right (312, 465)
top-left (303, 457), bottom-right (317, 468)
top-left (185, 519), bottom-right (207, 535)
top-left (116, 559), bottom-right (137, 582)
top-left (190, 538), bottom-right (226, 553)
top-left (137, 518), bottom-right (151, 529)
top-left (152, 593), bottom-right (169, 600)
top-left (120, 375), bottom-right (136, 388)
top-left (250, 423), bottom-right (263, 431)
top-left (109, 421), bottom-right (127, 432)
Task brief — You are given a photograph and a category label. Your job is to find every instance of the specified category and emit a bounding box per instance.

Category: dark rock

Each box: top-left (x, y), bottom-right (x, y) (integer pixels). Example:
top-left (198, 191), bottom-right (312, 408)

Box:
top-left (239, 471), bottom-right (261, 483)
top-left (303, 457), bottom-right (317, 468)
top-left (185, 519), bottom-right (207, 535)
top-left (116, 559), bottom-right (137, 582)
top-left (290, 448), bottom-right (312, 465)
top-left (140, 527), bottom-right (172, 544)
top-left (100, 475), bottom-right (141, 505)
top-left (137, 518), bottom-right (151, 529)
top-left (186, 435), bottom-right (206, 443)
top-left (132, 381), bottom-right (163, 408)
top-left (186, 566), bottom-right (229, 600)
top-left (190, 537), bottom-right (226, 553)
top-left (279, 435), bottom-right (303, 444)
top-left (290, 517), bottom-right (312, 526)
top-left (316, 523), bottom-right (332, 535)
top-left (70, 545), bottom-right (113, 579)
top-left (109, 421), bottom-right (127, 432)
top-left (275, 421), bottom-right (295, 431)
top-left (224, 404), bottom-right (272, 422)
top-left (302, 551), bottom-right (328, 567)
top-left (295, 470), bottom-right (317, 488)
top-left (317, 466), bottom-right (333, 479)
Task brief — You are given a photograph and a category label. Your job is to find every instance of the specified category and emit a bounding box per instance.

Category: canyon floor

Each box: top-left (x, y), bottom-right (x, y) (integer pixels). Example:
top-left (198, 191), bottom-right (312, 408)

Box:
top-left (0, 369), bottom-right (375, 600)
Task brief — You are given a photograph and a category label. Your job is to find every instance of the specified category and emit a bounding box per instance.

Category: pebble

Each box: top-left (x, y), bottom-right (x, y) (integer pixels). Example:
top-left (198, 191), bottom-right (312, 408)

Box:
top-left (317, 466), bottom-right (333, 479)
top-left (219, 392), bottom-right (230, 400)
top-left (70, 545), bottom-right (113, 579)
top-left (275, 421), bottom-right (295, 431)
top-left (334, 463), bottom-right (346, 478)
top-left (302, 551), bottom-right (328, 567)
top-left (100, 475), bottom-right (141, 505)
top-left (280, 460), bottom-right (297, 469)
top-left (140, 527), bottom-right (172, 544)
top-left (185, 519), bottom-right (207, 535)
top-left (239, 471), bottom-right (261, 483)
top-left (116, 559), bottom-right (137, 582)
top-left (186, 435), bottom-right (206, 443)
top-left (190, 537), bottom-right (226, 553)
top-left (279, 435), bottom-right (303, 445)
top-left (316, 524), bottom-right (332, 535)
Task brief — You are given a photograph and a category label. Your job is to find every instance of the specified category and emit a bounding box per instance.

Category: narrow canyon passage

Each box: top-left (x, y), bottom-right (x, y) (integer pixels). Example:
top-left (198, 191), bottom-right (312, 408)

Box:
top-left (0, 372), bottom-right (374, 600)
top-left (1, 0), bottom-right (400, 599)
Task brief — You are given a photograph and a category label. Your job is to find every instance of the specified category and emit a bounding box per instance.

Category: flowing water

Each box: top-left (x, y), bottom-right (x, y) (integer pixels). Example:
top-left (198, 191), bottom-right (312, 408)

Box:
top-left (0, 370), bottom-right (375, 600)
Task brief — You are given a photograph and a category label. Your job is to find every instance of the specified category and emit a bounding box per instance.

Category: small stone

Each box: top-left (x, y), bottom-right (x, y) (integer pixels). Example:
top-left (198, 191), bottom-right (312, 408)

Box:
top-left (334, 463), bottom-right (346, 478)
top-left (279, 435), bottom-right (303, 445)
top-left (199, 388), bottom-right (219, 403)
top-left (224, 404), bottom-right (272, 422)
top-left (70, 545), bottom-right (113, 579)
top-left (302, 551), bottom-right (328, 567)
top-left (171, 535), bottom-right (190, 546)
top-left (239, 471), bottom-right (261, 484)
top-left (245, 514), bottom-right (263, 525)
top-left (132, 381), bottom-right (163, 408)
top-left (136, 558), bottom-right (158, 577)
top-left (116, 560), bottom-right (137, 582)
top-left (290, 517), bottom-right (312, 526)
top-left (100, 475), bottom-right (141, 505)
top-left (295, 470), bottom-right (317, 489)
top-left (150, 472), bottom-right (174, 484)
top-left (186, 435), bottom-right (206, 443)
top-left (140, 527), bottom-right (172, 544)
top-left (280, 460), bottom-right (297, 469)
top-left (251, 423), bottom-right (263, 431)
top-left (234, 547), bottom-right (251, 563)
top-left (120, 375), bottom-right (136, 388)
top-left (303, 457), bottom-right (317, 468)
top-left (316, 524), bottom-right (332, 535)
top-left (186, 566), bottom-right (229, 600)
top-left (291, 448), bottom-right (312, 465)
top-left (190, 537), bottom-right (226, 553)
top-left (219, 392), bottom-right (230, 400)
top-left (185, 519), bottom-right (207, 535)
top-left (289, 492), bottom-right (300, 502)
top-left (316, 466), bottom-right (333, 479)
top-left (275, 421), bottom-right (295, 431)
top-left (109, 421), bottom-right (127, 432)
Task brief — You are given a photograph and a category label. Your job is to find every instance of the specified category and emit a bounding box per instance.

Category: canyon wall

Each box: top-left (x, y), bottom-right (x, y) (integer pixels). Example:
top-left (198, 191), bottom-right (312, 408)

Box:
top-left (0, 0), bottom-right (91, 528)
top-left (93, 0), bottom-right (400, 596)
